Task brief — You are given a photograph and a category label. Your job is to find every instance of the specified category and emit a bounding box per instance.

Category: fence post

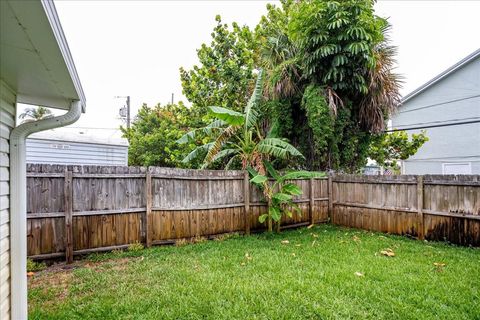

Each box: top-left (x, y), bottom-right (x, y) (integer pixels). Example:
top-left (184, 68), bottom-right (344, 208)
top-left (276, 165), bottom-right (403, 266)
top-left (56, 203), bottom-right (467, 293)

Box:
top-left (309, 178), bottom-right (315, 225)
top-left (417, 175), bottom-right (424, 240)
top-left (328, 175), bottom-right (333, 222)
top-left (244, 171), bottom-right (250, 235)
top-left (145, 169), bottom-right (152, 247)
top-left (64, 169), bottom-right (73, 264)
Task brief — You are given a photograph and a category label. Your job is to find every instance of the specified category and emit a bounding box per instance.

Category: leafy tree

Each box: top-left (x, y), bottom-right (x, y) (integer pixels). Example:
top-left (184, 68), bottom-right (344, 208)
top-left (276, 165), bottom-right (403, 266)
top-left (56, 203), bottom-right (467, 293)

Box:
top-left (122, 102), bottom-right (205, 168)
top-left (258, 0), bottom-right (402, 172)
top-left (178, 70), bottom-right (303, 172)
top-left (19, 106), bottom-right (54, 123)
top-left (368, 130), bottom-right (429, 171)
top-left (180, 15), bottom-right (257, 114)
top-left (248, 160), bottom-right (325, 232)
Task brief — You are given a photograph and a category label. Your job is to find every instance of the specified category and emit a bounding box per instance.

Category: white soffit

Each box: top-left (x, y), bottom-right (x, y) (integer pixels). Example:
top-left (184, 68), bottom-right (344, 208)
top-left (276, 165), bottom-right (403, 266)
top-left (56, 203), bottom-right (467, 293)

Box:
top-left (0, 0), bottom-right (86, 111)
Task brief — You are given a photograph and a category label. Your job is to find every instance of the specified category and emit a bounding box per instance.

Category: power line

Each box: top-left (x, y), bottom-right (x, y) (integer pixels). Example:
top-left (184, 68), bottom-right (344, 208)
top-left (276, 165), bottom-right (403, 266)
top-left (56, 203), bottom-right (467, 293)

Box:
top-left (386, 119), bottom-right (480, 132)
top-left (399, 94), bottom-right (480, 114)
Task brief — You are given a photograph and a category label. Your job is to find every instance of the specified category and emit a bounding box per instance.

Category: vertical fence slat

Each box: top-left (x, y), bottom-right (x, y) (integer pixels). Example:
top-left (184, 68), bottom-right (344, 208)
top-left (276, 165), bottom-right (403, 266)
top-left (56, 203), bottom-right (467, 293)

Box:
top-left (417, 176), bottom-right (424, 240)
top-left (64, 169), bottom-right (73, 263)
top-left (244, 171), bottom-right (250, 235)
top-left (145, 171), bottom-right (152, 247)
top-left (328, 176), bottom-right (333, 221)
top-left (309, 178), bottom-right (315, 225)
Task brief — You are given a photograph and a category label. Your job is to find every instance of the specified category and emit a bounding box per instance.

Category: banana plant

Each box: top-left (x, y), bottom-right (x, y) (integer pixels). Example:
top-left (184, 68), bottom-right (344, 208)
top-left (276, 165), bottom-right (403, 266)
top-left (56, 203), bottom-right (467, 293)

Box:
top-left (177, 69), bottom-right (303, 172)
top-left (248, 161), bottom-right (326, 232)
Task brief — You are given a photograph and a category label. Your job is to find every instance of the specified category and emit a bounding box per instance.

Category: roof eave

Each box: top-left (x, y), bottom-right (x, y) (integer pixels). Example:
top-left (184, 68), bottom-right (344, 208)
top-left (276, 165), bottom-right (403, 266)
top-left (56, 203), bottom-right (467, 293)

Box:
top-left (40, 0), bottom-right (86, 112)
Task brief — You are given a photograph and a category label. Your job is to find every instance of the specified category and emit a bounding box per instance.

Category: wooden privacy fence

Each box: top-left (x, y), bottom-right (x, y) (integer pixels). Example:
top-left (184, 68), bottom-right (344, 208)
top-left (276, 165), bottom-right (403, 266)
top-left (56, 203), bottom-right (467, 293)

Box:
top-left (332, 174), bottom-right (480, 246)
top-left (26, 164), bottom-right (329, 262)
top-left (26, 165), bottom-right (480, 262)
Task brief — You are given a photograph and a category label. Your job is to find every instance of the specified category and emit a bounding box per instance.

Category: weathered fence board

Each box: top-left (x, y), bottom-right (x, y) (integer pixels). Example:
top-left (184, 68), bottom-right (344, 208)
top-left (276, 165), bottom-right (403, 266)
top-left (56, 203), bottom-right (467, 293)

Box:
top-left (26, 165), bottom-right (480, 260)
top-left (330, 174), bottom-right (480, 246)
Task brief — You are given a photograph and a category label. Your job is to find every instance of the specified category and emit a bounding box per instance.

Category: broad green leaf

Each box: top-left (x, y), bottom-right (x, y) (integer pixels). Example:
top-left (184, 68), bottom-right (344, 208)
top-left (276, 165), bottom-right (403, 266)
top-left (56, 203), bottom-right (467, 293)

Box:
top-left (282, 183), bottom-right (302, 196)
top-left (182, 142), bottom-right (214, 164)
top-left (269, 207), bottom-right (281, 221)
top-left (244, 69), bottom-right (264, 130)
top-left (250, 174), bottom-right (268, 184)
top-left (279, 171), bottom-right (326, 183)
top-left (257, 138), bottom-right (304, 160)
top-left (209, 106), bottom-right (245, 126)
top-left (211, 149), bottom-right (238, 163)
top-left (273, 192), bottom-right (293, 202)
top-left (264, 160), bottom-right (280, 180)
top-left (259, 214), bottom-right (268, 223)
top-left (246, 166), bottom-right (259, 178)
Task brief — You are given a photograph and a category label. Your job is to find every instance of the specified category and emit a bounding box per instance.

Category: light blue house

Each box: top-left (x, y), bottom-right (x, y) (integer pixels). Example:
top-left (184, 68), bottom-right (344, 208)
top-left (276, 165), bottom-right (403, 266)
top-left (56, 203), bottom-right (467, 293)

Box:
top-left (392, 49), bottom-right (480, 174)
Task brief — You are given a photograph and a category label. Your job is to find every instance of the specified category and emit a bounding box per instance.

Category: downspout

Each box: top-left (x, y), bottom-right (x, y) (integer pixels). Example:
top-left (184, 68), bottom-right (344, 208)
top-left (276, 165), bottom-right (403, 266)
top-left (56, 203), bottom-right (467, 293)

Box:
top-left (9, 100), bottom-right (82, 319)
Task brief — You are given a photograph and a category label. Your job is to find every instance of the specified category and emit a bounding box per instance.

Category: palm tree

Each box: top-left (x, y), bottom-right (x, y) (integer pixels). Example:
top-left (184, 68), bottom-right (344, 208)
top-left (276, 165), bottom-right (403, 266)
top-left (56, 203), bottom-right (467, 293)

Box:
top-left (19, 106), bottom-right (54, 124)
top-left (359, 24), bottom-right (403, 133)
top-left (178, 69), bottom-right (304, 172)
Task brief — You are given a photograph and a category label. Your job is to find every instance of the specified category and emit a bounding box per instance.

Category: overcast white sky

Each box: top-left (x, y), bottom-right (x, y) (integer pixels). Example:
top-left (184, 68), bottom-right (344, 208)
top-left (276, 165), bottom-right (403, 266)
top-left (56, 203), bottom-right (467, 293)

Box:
top-left (33, 0), bottom-right (480, 137)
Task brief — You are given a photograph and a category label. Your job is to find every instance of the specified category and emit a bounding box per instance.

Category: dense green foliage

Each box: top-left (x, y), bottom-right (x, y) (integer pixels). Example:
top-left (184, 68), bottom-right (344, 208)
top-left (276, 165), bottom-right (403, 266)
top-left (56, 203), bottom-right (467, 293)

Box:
top-left (180, 15), bottom-right (257, 113)
top-left (369, 130), bottom-right (429, 171)
top-left (127, 1), bottom-right (425, 172)
top-left (177, 0), bottom-right (410, 173)
top-left (122, 102), bottom-right (204, 167)
top-left (29, 225), bottom-right (480, 319)
top-left (178, 70), bottom-right (303, 171)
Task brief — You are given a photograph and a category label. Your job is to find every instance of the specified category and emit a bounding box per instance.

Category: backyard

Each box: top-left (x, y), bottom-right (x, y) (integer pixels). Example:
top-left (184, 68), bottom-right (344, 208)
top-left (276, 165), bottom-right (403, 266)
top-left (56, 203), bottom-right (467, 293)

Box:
top-left (29, 224), bottom-right (479, 320)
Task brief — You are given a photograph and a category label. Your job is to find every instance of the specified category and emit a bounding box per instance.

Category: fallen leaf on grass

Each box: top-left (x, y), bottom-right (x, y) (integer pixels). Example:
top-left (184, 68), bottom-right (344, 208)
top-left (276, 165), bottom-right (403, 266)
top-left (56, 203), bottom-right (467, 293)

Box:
top-left (281, 240), bottom-right (290, 244)
top-left (433, 262), bottom-right (446, 267)
top-left (354, 272), bottom-right (364, 277)
top-left (295, 244), bottom-right (301, 247)
top-left (380, 248), bottom-right (395, 257)
top-left (240, 262), bottom-right (246, 266)
top-left (245, 253), bottom-right (252, 260)
top-left (311, 233), bottom-right (319, 238)
top-left (352, 235), bottom-right (361, 243)
top-left (312, 240), bottom-right (316, 246)
top-left (291, 253), bottom-right (296, 257)
top-left (27, 272), bottom-right (35, 277)
top-left (307, 224), bottom-right (315, 229)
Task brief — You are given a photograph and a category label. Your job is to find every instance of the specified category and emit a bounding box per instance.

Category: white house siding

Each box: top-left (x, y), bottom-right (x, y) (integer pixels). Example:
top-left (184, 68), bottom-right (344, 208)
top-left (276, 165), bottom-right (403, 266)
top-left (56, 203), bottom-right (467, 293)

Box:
top-left (26, 139), bottom-right (128, 166)
top-left (0, 81), bottom-right (15, 319)
top-left (392, 55), bottom-right (480, 174)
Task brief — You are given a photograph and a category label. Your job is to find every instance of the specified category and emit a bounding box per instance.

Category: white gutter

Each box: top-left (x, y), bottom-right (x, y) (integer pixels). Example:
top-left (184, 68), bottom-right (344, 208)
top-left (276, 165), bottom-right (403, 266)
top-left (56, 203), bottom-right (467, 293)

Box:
top-left (9, 100), bottom-right (82, 319)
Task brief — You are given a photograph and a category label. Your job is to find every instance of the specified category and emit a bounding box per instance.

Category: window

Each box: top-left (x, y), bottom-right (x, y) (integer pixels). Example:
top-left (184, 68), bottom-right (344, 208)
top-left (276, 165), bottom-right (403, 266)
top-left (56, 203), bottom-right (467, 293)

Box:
top-left (442, 163), bottom-right (472, 174)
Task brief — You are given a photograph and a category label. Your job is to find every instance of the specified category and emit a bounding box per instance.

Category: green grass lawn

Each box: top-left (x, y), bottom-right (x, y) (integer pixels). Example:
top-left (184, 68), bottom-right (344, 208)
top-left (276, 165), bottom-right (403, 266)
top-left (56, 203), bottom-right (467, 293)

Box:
top-left (29, 225), bottom-right (480, 320)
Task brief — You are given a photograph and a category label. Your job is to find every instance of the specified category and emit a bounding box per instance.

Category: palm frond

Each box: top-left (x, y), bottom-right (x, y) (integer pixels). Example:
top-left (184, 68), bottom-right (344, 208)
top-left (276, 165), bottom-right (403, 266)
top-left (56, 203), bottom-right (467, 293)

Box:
top-left (257, 138), bottom-right (304, 160)
top-left (359, 24), bottom-right (402, 133)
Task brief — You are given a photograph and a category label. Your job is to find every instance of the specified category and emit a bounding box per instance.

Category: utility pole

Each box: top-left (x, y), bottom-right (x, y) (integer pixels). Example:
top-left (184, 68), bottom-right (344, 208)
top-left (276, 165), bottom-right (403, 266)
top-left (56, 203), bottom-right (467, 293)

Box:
top-left (171, 93), bottom-right (174, 105)
top-left (115, 95), bottom-right (131, 129)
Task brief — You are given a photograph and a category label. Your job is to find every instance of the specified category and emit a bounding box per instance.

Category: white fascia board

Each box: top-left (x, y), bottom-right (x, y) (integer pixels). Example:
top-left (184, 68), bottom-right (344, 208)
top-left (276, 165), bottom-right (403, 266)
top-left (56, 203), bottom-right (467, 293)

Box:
top-left (40, 0), bottom-right (86, 112)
